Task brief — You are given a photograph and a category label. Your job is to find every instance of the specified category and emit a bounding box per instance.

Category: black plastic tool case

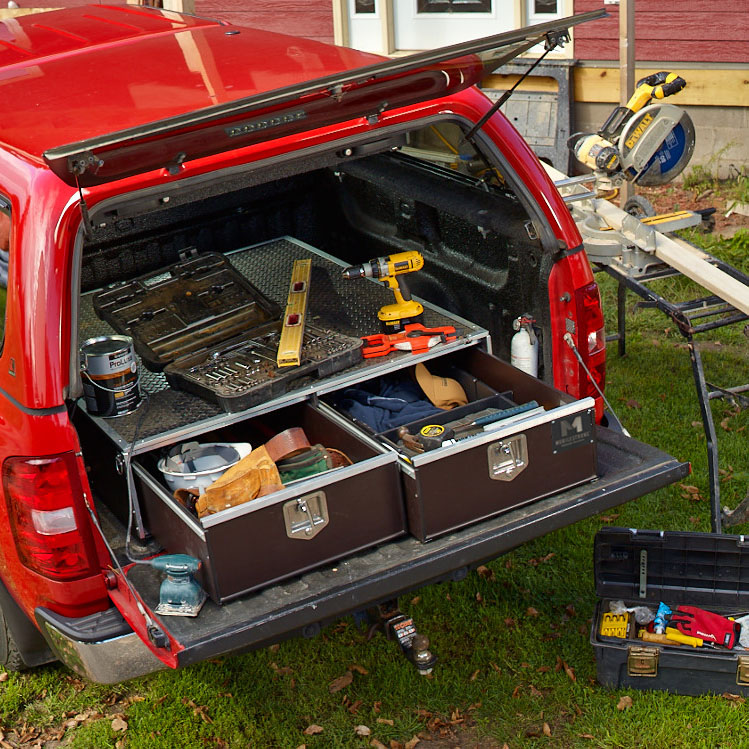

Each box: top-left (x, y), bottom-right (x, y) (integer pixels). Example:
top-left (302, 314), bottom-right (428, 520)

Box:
top-left (592, 527), bottom-right (749, 696)
top-left (92, 252), bottom-right (362, 412)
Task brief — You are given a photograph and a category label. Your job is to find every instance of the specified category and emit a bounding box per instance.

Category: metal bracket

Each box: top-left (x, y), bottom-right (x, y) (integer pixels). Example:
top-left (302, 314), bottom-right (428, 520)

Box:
top-left (283, 491), bottom-right (329, 540)
top-left (627, 645), bottom-right (659, 677)
top-left (487, 434), bottom-right (528, 481)
top-left (68, 151), bottom-right (103, 176)
top-left (737, 655), bottom-right (749, 686)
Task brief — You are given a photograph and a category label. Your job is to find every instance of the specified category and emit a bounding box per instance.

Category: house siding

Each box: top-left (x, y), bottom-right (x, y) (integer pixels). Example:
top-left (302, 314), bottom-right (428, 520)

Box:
top-left (573, 0), bottom-right (749, 63)
top-left (195, 0), bottom-right (334, 44)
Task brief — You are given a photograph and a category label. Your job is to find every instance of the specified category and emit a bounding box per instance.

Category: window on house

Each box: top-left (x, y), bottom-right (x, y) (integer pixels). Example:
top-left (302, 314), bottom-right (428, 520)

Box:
top-left (0, 200), bottom-right (10, 349)
top-left (354, 0), bottom-right (375, 12)
top-left (532, 0), bottom-right (558, 12)
top-left (417, 0), bottom-right (493, 12)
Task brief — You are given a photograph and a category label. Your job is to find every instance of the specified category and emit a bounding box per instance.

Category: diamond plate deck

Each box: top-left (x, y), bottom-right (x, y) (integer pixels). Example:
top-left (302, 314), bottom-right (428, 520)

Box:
top-left (78, 237), bottom-right (488, 454)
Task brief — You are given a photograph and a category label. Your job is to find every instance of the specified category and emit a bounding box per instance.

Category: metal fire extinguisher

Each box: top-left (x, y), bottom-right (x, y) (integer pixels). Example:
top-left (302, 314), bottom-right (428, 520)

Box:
top-left (511, 315), bottom-right (538, 377)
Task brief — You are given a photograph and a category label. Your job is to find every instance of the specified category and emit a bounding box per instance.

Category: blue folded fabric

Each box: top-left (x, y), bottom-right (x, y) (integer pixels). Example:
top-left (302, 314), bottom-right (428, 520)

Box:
top-left (338, 378), bottom-right (441, 432)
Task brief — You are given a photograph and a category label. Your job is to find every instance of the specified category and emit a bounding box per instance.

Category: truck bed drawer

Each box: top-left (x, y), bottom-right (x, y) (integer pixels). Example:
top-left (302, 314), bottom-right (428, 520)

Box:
top-left (133, 402), bottom-right (405, 603)
top-left (326, 348), bottom-right (597, 541)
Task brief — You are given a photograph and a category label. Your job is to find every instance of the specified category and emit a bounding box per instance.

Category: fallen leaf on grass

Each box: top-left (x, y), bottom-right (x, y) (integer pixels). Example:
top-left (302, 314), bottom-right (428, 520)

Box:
top-left (477, 565), bottom-right (496, 581)
top-left (469, 669), bottom-right (481, 681)
top-left (543, 722), bottom-right (552, 737)
top-left (329, 670), bottom-right (353, 693)
top-left (512, 686), bottom-right (522, 698)
top-left (600, 514), bottom-right (619, 523)
top-left (303, 724), bottom-right (324, 735)
top-left (348, 699), bottom-right (363, 714)
top-left (490, 662), bottom-right (501, 672)
top-left (355, 725), bottom-right (372, 736)
top-left (0, 673), bottom-right (8, 682)
top-left (529, 684), bottom-right (544, 698)
top-left (373, 701), bottom-right (382, 714)
top-left (405, 738), bottom-right (420, 749)
top-left (349, 663), bottom-right (368, 675)
top-left (579, 734), bottom-right (596, 740)
top-left (528, 553), bottom-right (555, 567)
top-left (377, 718), bottom-right (394, 726)
top-left (691, 421), bottom-right (703, 428)
top-left (526, 607), bottom-right (539, 617)
top-left (689, 516), bottom-right (701, 525)
top-left (411, 596), bottom-right (421, 605)
top-left (476, 592), bottom-right (484, 605)
top-left (625, 399), bottom-right (641, 409)
top-left (504, 617), bottom-right (517, 629)
top-left (268, 643), bottom-right (280, 653)
top-left (565, 604), bottom-right (577, 618)
top-left (722, 693), bottom-right (746, 704)
top-left (617, 696), bottom-right (633, 711)
top-left (111, 717), bottom-right (128, 732)
top-left (563, 661), bottom-right (577, 682)
top-left (537, 666), bottom-right (551, 673)
top-left (370, 740), bottom-right (388, 749)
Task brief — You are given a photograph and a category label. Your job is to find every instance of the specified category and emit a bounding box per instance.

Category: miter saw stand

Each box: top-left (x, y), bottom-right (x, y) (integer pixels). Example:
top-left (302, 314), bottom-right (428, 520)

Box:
top-left (550, 166), bottom-right (749, 534)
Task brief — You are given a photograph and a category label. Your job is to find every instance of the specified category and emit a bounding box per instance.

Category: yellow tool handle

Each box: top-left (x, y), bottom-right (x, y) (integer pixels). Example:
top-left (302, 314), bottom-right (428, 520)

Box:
top-left (665, 627), bottom-right (703, 648)
top-left (626, 72), bottom-right (686, 113)
top-left (639, 631), bottom-right (679, 646)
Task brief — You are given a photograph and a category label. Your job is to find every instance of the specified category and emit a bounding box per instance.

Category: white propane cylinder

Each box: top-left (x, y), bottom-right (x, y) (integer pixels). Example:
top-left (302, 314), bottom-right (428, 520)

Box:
top-left (511, 319), bottom-right (538, 377)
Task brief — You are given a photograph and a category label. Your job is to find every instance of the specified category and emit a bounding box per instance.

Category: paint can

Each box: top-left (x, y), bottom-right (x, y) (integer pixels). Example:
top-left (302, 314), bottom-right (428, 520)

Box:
top-left (80, 335), bottom-right (141, 417)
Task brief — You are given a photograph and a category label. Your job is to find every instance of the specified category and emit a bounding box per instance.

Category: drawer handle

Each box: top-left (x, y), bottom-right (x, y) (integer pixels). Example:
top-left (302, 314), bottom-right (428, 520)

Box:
top-left (283, 491), bottom-right (329, 540)
top-left (487, 434), bottom-right (528, 481)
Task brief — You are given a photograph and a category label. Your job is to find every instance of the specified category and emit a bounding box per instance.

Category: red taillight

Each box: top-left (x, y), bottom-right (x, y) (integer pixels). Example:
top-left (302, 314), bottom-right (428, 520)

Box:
top-left (575, 282), bottom-right (606, 418)
top-left (2, 453), bottom-right (96, 581)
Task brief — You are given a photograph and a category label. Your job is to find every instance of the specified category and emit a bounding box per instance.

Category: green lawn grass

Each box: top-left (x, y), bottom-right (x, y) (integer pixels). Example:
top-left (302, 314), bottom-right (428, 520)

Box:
top-left (0, 232), bottom-right (747, 748)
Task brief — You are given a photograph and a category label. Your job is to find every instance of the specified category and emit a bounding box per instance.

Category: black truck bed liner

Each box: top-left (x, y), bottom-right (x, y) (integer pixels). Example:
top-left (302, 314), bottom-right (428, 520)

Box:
top-left (114, 427), bottom-right (687, 666)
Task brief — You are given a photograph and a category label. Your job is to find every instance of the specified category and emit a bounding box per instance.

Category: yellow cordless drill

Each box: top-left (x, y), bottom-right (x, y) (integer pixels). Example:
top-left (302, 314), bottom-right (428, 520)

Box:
top-left (342, 251), bottom-right (424, 333)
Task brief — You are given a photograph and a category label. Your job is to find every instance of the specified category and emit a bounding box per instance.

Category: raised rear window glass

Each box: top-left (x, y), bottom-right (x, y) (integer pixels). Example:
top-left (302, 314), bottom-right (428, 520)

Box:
top-left (0, 201), bottom-right (9, 349)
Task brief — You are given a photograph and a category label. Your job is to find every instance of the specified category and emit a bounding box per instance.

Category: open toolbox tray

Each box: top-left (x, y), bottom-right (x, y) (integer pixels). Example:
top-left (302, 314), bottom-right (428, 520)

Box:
top-left (77, 237), bottom-right (489, 454)
top-left (90, 251), bottom-right (362, 412)
top-left (132, 401), bottom-right (405, 603)
top-left (323, 347), bottom-right (598, 541)
top-left (592, 527), bottom-right (749, 695)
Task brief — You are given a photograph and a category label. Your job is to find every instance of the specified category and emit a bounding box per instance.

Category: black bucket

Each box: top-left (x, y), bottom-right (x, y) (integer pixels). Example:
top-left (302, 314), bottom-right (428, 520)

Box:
top-left (80, 335), bottom-right (141, 417)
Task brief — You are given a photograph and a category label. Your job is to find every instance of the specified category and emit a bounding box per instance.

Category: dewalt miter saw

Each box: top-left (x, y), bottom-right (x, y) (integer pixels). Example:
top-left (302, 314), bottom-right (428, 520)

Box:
top-left (569, 72), bottom-right (695, 188)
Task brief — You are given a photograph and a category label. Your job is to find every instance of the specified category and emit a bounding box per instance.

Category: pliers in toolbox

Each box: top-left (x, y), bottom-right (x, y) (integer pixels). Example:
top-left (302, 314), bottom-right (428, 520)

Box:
top-left (361, 323), bottom-right (457, 358)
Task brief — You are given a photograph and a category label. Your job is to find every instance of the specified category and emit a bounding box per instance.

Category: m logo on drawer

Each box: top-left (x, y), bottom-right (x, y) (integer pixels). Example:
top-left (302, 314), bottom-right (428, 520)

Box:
top-left (551, 410), bottom-right (594, 454)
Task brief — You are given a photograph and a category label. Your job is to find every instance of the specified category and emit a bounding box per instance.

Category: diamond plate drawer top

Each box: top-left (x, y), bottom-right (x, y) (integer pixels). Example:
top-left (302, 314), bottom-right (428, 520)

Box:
top-left (132, 401), bottom-right (405, 603)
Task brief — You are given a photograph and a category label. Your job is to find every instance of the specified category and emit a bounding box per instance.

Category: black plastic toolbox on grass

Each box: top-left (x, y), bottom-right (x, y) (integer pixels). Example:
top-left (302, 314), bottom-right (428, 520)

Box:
top-left (592, 527), bottom-right (749, 696)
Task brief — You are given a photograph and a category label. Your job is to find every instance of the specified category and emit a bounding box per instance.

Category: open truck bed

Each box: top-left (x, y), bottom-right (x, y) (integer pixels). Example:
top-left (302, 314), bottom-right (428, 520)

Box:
top-left (38, 426), bottom-right (686, 679)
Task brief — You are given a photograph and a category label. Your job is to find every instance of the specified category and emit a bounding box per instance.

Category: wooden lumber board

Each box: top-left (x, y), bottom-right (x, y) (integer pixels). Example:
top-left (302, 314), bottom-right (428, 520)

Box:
top-left (572, 67), bottom-right (749, 108)
top-left (592, 199), bottom-right (749, 316)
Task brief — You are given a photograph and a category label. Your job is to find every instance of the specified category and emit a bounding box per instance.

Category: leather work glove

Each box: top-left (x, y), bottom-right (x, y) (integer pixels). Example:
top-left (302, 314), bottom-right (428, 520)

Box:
top-left (669, 605), bottom-right (741, 649)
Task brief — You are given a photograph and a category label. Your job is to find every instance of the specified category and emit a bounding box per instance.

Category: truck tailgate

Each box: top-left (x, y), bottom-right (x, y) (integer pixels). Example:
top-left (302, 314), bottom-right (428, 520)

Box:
top-left (116, 426), bottom-right (687, 667)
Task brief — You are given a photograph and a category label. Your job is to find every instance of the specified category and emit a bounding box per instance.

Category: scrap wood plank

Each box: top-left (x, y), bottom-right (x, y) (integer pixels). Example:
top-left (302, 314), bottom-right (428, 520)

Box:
top-left (592, 198), bottom-right (749, 317)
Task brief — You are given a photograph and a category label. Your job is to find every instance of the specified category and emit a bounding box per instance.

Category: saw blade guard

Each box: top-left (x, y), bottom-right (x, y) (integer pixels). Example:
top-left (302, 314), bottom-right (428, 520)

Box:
top-left (618, 103), bottom-right (696, 186)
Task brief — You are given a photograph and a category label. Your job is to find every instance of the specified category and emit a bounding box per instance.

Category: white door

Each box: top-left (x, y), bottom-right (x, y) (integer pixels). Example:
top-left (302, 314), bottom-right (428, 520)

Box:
top-left (394, 0), bottom-right (512, 50)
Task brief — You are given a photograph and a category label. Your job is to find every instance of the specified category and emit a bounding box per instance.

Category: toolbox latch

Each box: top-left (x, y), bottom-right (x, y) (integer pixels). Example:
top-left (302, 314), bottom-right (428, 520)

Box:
top-left (487, 434), bottom-right (528, 481)
top-left (627, 646), bottom-right (659, 678)
top-left (736, 656), bottom-right (749, 686)
top-left (283, 491), bottom-right (329, 540)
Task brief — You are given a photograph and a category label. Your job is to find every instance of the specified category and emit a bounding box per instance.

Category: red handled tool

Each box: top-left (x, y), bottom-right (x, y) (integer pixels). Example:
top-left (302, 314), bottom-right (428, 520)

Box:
top-left (361, 323), bottom-right (457, 358)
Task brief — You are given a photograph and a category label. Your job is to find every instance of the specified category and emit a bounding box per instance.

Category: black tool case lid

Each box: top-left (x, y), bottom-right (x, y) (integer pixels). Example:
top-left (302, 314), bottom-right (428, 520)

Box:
top-left (595, 527), bottom-right (749, 609)
top-left (92, 252), bottom-right (282, 371)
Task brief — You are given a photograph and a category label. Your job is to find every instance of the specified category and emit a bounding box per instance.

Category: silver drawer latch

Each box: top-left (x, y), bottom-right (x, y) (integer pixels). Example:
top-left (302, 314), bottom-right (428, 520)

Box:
top-left (487, 434), bottom-right (528, 481)
top-left (283, 491), bottom-right (329, 540)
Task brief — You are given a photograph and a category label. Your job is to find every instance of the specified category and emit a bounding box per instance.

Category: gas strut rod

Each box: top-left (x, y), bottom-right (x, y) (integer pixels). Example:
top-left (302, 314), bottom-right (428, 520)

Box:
top-left (463, 29), bottom-right (569, 144)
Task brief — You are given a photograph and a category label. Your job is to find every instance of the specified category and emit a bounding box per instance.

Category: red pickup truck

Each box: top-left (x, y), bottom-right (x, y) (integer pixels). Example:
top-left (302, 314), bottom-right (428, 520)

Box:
top-left (0, 5), bottom-right (687, 682)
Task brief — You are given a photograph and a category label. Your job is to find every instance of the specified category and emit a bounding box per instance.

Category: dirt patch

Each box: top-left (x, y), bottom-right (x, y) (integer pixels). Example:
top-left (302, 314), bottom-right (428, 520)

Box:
top-left (634, 184), bottom-right (749, 238)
